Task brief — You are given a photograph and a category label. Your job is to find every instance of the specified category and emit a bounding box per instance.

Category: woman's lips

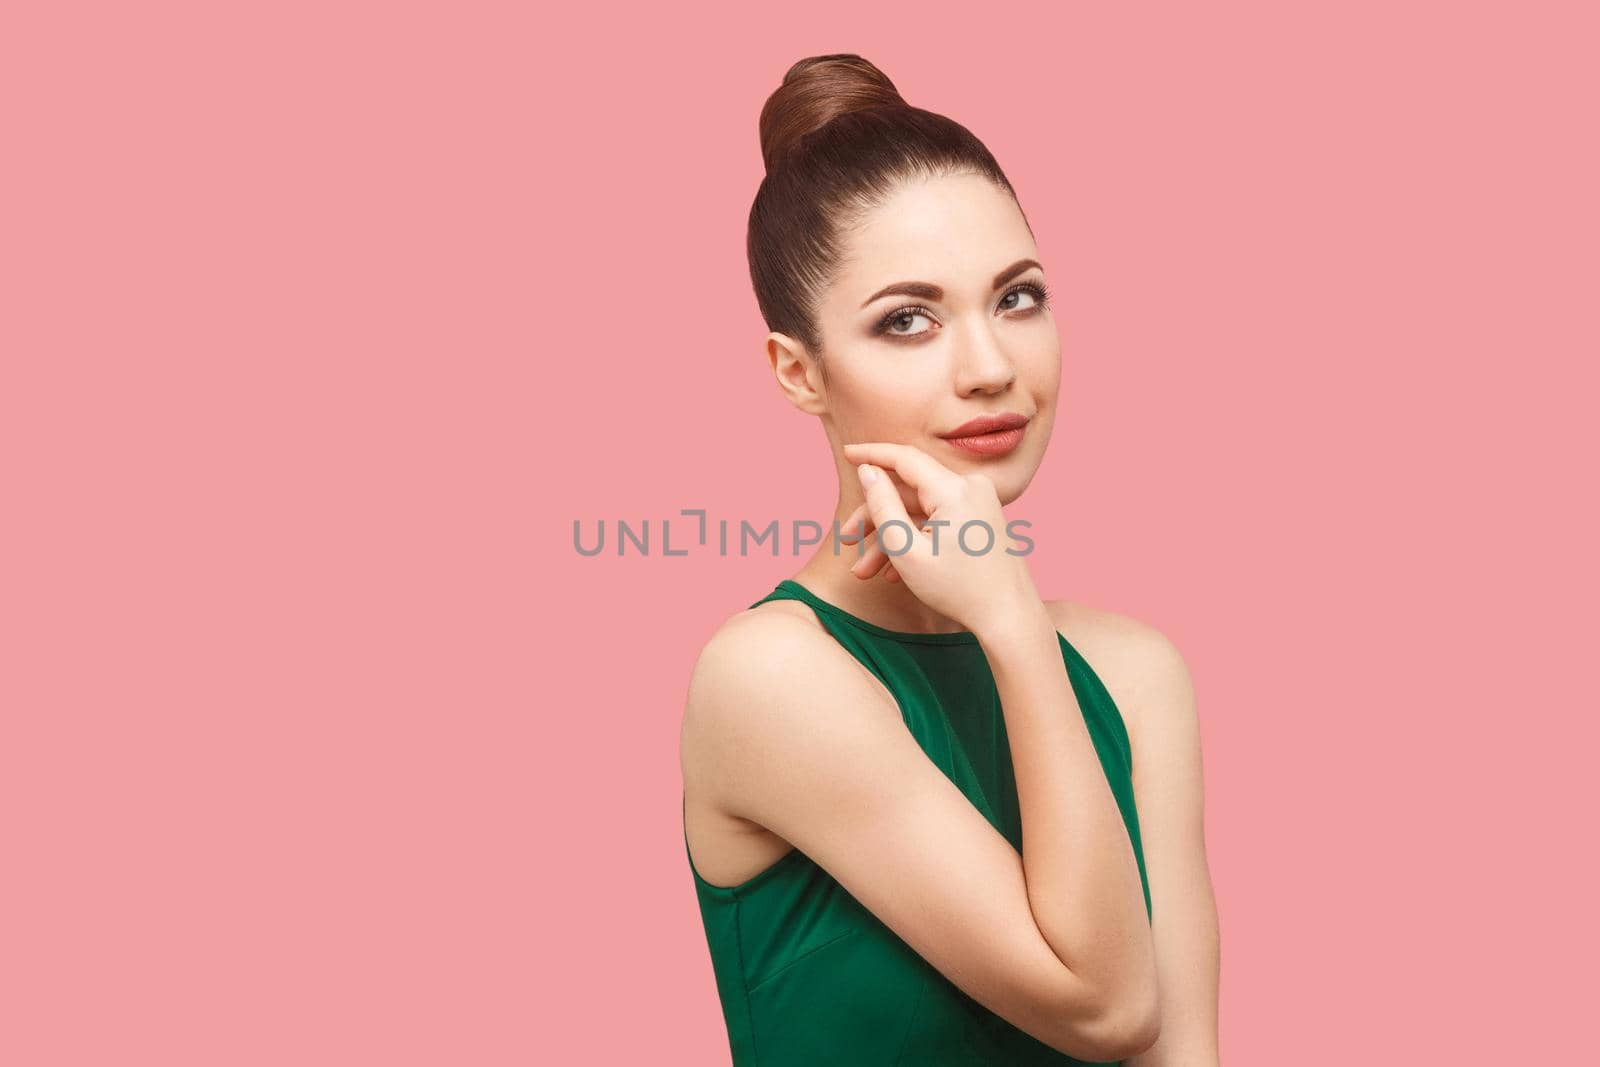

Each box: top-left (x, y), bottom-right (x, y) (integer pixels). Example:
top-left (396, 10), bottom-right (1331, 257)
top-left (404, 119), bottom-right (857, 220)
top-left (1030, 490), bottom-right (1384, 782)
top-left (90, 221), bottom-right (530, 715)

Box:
top-left (943, 424), bottom-right (1027, 457)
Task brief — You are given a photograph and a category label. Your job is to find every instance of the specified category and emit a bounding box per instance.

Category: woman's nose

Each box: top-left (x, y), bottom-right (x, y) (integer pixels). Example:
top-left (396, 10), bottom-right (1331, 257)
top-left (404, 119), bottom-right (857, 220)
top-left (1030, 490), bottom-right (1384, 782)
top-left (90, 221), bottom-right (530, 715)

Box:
top-left (952, 322), bottom-right (1018, 396)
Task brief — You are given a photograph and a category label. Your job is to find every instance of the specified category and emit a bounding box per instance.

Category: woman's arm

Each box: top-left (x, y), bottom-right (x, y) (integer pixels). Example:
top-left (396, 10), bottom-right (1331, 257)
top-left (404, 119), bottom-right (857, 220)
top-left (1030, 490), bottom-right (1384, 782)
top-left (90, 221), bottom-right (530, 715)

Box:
top-left (978, 601), bottom-right (1161, 1048)
top-left (684, 608), bottom-right (1159, 1062)
top-left (1062, 609), bottom-right (1221, 1066)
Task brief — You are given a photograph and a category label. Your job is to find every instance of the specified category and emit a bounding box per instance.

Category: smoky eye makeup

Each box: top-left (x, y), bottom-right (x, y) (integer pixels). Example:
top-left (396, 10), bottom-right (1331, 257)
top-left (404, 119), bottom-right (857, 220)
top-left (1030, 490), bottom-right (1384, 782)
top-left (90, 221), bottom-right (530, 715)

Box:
top-left (872, 304), bottom-right (937, 339)
top-left (999, 278), bottom-right (1052, 314)
top-left (870, 279), bottom-right (1053, 340)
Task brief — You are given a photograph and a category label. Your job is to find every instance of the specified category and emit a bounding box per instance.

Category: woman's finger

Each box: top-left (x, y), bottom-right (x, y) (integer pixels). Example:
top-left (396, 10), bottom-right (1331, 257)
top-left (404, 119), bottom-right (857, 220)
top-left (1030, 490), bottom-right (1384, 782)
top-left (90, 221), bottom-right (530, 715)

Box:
top-left (836, 503), bottom-right (869, 545)
top-left (846, 502), bottom-right (886, 578)
top-left (854, 462), bottom-right (923, 575)
top-left (879, 521), bottom-right (934, 583)
top-left (843, 441), bottom-right (960, 486)
top-left (850, 532), bottom-right (887, 578)
top-left (842, 442), bottom-right (964, 514)
top-left (857, 462), bottom-right (916, 542)
top-left (848, 516), bottom-right (898, 579)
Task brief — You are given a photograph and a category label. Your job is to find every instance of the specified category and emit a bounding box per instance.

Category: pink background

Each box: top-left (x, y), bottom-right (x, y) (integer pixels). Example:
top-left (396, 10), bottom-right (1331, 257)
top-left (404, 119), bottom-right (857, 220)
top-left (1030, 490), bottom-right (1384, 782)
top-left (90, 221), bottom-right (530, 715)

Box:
top-left (5, 2), bottom-right (1596, 1063)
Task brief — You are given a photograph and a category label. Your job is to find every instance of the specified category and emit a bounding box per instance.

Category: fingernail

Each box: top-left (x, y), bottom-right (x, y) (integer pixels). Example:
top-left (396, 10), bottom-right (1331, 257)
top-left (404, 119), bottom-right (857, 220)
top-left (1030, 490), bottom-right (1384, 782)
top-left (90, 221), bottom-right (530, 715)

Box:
top-left (858, 464), bottom-right (878, 486)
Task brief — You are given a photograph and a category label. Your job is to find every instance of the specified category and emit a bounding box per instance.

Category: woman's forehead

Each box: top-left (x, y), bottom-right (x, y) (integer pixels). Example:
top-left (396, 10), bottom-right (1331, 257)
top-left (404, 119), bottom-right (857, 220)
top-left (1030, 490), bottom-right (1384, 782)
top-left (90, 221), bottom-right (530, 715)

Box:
top-left (832, 177), bottom-right (1036, 299)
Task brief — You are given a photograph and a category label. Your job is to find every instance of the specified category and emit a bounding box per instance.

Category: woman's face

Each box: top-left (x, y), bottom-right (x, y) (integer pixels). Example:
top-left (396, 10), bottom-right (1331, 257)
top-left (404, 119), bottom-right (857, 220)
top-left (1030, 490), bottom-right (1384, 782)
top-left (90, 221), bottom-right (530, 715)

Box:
top-left (789, 171), bottom-right (1062, 509)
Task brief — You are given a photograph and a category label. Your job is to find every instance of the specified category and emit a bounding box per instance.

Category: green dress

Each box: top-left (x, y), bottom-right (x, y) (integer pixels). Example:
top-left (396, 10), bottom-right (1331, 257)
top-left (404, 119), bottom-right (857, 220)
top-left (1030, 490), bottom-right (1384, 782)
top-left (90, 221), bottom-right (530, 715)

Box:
top-left (685, 579), bottom-right (1152, 1066)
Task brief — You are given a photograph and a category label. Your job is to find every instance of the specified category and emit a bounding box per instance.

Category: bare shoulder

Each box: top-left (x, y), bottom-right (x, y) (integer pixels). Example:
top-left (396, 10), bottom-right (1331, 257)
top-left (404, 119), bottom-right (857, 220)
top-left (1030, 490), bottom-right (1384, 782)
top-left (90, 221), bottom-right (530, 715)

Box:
top-left (683, 598), bottom-right (873, 718)
top-left (679, 598), bottom-right (899, 812)
top-left (680, 599), bottom-right (829, 744)
top-left (1040, 597), bottom-right (1197, 753)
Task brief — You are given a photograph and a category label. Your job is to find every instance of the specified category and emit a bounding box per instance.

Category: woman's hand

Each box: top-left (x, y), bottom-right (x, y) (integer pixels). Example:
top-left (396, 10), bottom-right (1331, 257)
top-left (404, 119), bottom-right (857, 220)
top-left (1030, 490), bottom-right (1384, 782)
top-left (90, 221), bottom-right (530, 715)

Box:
top-left (837, 441), bottom-right (1042, 636)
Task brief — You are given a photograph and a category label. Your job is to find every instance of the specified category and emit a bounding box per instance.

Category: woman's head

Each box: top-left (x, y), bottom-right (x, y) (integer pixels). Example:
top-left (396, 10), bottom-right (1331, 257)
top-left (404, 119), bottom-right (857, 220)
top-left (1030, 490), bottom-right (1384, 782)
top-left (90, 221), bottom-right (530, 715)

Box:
top-left (748, 55), bottom-right (1060, 508)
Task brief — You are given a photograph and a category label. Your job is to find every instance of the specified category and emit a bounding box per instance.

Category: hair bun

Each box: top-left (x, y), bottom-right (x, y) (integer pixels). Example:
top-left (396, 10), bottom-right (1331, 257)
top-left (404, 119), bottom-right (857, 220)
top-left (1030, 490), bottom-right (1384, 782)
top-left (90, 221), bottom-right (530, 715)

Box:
top-left (759, 54), bottom-right (908, 172)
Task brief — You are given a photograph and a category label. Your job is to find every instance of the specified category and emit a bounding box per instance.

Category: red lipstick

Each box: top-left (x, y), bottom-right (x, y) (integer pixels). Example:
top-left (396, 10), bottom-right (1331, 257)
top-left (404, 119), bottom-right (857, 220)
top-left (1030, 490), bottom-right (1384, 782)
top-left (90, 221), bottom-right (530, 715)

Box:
top-left (938, 412), bottom-right (1030, 457)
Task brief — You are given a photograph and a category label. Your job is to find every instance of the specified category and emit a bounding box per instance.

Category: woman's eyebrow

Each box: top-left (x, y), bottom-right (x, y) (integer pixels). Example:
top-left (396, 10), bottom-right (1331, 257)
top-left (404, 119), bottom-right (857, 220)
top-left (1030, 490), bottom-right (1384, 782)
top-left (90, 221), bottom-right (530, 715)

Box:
top-left (992, 257), bottom-right (1044, 290)
top-left (858, 258), bottom-right (1045, 309)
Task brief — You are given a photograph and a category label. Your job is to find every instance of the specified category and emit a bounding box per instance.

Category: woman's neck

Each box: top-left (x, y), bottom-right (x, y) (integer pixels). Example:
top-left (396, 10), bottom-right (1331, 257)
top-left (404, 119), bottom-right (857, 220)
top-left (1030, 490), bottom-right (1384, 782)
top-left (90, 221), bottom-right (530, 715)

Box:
top-left (789, 501), bottom-right (971, 635)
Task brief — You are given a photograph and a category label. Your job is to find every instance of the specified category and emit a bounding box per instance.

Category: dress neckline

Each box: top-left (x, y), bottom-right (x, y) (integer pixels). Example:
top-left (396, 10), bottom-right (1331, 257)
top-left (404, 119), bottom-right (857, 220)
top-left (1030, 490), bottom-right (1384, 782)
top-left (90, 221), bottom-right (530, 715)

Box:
top-left (769, 579), bottom-right (981, 646)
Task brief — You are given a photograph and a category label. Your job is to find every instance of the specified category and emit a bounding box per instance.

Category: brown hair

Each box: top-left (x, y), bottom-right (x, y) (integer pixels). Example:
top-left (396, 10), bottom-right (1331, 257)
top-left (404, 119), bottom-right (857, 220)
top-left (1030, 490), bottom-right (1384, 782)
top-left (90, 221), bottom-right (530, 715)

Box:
top-left (748, 54), bottom-right (1027, 367)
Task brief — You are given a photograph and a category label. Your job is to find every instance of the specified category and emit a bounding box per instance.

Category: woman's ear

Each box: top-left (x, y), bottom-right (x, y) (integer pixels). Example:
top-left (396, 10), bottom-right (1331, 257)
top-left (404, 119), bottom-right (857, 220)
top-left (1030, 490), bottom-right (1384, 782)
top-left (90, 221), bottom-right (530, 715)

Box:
top-left (766, 332), bottom-right (827, 416)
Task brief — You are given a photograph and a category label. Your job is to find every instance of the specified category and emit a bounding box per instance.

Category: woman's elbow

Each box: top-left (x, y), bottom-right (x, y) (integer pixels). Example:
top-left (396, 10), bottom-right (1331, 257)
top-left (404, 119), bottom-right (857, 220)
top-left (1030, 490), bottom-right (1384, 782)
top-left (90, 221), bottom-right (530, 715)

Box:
top-left (1075, 975), bottom-right (1162, 1061)
top-left (1099, 1000), bottom-right (1162, 1060)
top-left (1026, 951), bottom-right (1162, 1060)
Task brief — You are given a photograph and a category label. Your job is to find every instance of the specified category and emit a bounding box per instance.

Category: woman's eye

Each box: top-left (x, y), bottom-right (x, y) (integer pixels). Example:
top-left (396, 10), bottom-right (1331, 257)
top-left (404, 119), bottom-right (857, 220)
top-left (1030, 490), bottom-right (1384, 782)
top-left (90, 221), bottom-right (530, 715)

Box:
top-left (878, 308), bottom-right (935, 337)
top-left (999, 287), bottom-right (1039, 312)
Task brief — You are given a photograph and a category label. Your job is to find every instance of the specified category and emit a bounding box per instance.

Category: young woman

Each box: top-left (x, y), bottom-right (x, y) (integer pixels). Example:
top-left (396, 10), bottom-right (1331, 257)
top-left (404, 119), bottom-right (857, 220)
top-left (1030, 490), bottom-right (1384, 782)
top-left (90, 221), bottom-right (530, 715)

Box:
top-left (680, 54), bottom-right (1221, 1066)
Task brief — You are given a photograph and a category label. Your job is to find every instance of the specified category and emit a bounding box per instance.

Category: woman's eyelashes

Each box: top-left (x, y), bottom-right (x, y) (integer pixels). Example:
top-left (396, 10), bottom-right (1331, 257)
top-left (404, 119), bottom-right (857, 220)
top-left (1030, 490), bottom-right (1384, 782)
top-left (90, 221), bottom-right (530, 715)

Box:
top-left (874, 305), bottom-right (937, 338)
top-left (1001, 279), bottom-right (1051, 313)
top-left (870, 281), bottom-right (1052, 340)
